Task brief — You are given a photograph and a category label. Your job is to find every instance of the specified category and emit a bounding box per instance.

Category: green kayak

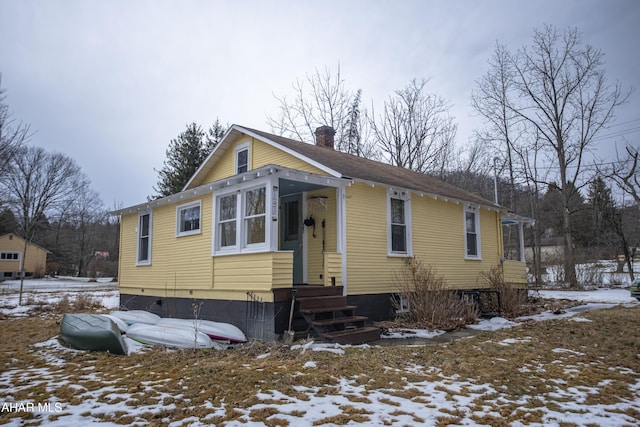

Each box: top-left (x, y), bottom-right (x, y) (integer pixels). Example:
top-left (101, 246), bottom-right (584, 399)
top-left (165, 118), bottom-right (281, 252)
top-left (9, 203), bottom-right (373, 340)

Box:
top-left (60, 313), bottom-right (127, 355)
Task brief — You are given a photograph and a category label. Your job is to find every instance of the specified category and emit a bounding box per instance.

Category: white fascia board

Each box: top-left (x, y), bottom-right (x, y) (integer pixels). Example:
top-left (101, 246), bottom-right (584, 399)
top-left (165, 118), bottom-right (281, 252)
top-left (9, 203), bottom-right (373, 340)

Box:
top-left (111, 164), bottom-right (348, 217)
top-left (182, 126), bottom-right (242, 190)
top-left (350, 177), bottom-right (505, 213)
top-left (111, 165), bottom-right (278, 216)
top-left (233, 125), bottom-right (342, 178)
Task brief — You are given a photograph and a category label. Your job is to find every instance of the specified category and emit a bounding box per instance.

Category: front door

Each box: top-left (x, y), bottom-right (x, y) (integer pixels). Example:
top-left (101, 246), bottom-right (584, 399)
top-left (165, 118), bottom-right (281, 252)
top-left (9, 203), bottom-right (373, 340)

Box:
top-left (281, 194), bottom-right (303, 284)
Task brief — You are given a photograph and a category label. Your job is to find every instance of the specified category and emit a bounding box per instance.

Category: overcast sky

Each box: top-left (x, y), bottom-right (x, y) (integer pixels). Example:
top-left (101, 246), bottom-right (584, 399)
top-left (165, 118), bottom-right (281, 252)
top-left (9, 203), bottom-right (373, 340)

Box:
top-left (1, 0), bottom-right (639, 208)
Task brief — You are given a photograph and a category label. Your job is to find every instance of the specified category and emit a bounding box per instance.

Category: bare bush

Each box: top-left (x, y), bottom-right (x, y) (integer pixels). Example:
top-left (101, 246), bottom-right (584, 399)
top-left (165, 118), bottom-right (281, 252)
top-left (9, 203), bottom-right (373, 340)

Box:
top-left (393, 258), bottom-right (477, 330)
top-left (479, 267), bottom-right (529, 318)
top-left (575, 264), bottom-right (605, 289)
top-left (49, 293), bottom-right (101, 313)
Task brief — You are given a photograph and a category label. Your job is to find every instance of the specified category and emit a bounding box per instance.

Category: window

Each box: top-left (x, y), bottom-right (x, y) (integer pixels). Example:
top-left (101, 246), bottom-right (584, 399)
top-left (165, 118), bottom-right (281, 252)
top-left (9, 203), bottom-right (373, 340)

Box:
top-left (235, 142), bottom-right (249, 174)
top-left (388, 189), bottom-right (411, 256)
top-left (244, 187), bottom-right (266, 245)
top-left (215, 185), bottom-right (269, 253)
top-left (0, 252), bottom-right (19, 261)
top-left (176, 201), bottom-right (201, 236)
top-left (465, 208), bottom-right (480, 258)
top-left (218, 194), bottom-right (237, 248)
top-left (137, 212), bottom-right (152, 265)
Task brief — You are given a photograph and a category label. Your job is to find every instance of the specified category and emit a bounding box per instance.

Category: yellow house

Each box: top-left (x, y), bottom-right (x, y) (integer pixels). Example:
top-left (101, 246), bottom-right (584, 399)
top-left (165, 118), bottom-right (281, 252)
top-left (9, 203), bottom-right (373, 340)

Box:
top-left (0, 233), bottom-right (48, 279)
top-left (113, 125), bottom-right (528, 341)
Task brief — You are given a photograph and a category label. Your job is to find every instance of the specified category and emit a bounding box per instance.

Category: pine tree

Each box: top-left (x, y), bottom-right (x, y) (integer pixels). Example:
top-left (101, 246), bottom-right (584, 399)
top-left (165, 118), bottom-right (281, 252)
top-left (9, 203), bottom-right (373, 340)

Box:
top-left (153, 120), bottom-right (226, 198)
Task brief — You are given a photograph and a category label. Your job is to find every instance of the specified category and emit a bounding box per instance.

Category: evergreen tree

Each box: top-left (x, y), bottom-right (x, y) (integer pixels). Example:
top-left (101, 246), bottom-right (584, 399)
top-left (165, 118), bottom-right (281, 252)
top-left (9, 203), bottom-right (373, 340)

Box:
top-left (587, 176), bottom-right (617, 247)
top-left (153, 120), bottom-right (226, 198)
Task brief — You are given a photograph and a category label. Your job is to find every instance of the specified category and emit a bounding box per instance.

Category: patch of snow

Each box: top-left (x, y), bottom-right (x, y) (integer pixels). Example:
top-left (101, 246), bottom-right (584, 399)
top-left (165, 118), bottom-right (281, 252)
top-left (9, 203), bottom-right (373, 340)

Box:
top-left (569, 316), bottom-right (592, 322)
top-left (468, 316), bottom-right (519, 331)
top-left (382, 328), bottom-right (446, 339)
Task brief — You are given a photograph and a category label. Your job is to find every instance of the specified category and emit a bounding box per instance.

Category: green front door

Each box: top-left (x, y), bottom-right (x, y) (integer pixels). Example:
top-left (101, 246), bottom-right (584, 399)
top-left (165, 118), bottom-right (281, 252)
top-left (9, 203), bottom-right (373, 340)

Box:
top-left (281, 194), bottom-right (303, 284)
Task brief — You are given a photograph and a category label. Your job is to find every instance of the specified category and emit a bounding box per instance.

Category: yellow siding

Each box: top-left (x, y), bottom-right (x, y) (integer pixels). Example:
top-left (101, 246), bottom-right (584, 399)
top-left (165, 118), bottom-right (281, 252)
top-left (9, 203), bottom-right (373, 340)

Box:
top-left (502, 260), bottom-right (527, 285)
top-left (119, 194), bottom-right (214, 295)
top-left (0, 234), bottom-right (47, 276)
top-left (345, 184), bottom-right (396, 295)
top-left (212, 252), bottom-right (293, 296)
top-left (202, 135), bottom-right (327, 184)
top-left (323, 252), bottom-right (342, 286)
top-left (306, 189), bottom-right (337, 284)
top-left (345, 182), bottom-right (505, 295)
top-left (411, 196), bottom-right (502, 289)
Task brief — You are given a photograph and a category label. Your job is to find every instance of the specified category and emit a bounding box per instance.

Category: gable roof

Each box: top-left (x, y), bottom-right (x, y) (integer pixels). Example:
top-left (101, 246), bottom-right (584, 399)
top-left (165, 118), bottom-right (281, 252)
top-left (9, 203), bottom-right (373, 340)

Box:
top-left (0, 233), bottom-right (50, 252)
top-left (187, 124), bottom-right (498, 209)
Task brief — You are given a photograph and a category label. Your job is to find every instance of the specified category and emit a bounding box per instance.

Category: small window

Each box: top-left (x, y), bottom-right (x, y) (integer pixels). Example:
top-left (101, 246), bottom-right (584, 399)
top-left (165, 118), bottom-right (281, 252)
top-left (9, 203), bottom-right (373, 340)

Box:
top-left (390, 198), bottom-right (406, 252)
top-left (137, 212), bottom-right (152, 265)
top-left (388, 189), bottom-right (411, 256)
top-left (176, 201), bottom-right (201, 236)
top-left (235, 142), bottom-right (250, 174)
top-left (465, 208), bottom-right (480, 258)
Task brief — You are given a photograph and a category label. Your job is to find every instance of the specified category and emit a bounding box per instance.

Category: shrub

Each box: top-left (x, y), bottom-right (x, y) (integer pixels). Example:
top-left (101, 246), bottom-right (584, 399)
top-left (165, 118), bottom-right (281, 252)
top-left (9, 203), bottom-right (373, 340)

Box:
top-left (393, 258), bottom-right (477, 330)
top-left (479, 267), bottom-right (529, 318)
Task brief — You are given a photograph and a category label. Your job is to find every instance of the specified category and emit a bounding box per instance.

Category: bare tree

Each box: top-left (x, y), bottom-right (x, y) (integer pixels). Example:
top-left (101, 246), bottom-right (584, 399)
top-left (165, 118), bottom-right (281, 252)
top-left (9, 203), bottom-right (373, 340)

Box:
top-left (70, 186), bottom-right (106, 277)
top-left (475, 25), bottom-right (629, 287)
top-left (0, 78), bottom-right (31, 188)
top-left (267, 65), bottom-right (372, 156)
top-left (371, 78), bottom-right (457, 175)
top-left (472, 43), bottom-right (526, 210)
top-left (2, 146), bottom-right (83, 304)
top-left (609, 145), bottom-right (640, 204)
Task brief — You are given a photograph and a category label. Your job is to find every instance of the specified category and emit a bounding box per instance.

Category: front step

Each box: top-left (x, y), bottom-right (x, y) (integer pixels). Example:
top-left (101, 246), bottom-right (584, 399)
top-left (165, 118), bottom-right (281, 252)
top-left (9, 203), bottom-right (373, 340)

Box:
top-left (323, 327), bottom-right (382, 345)
top-left (296, 295), bottom-right (380, 344)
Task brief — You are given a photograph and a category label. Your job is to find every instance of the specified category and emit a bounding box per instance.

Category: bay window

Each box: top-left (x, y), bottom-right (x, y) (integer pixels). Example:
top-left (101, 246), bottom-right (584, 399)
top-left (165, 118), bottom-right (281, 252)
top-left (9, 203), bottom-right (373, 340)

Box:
top-left (215, 184), bottom-right (270, 254)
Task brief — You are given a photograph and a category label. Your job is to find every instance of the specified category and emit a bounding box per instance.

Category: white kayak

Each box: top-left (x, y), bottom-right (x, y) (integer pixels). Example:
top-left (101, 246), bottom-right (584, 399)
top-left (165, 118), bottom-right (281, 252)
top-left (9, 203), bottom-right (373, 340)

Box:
top-left (157, 318), bottom-right (247, 343)
top-left (126, 323), bottom-right (213, 349)
top-left (99, 314), bottom-right (129, 333)
top-left (109, 310), bottom-right (161, 326)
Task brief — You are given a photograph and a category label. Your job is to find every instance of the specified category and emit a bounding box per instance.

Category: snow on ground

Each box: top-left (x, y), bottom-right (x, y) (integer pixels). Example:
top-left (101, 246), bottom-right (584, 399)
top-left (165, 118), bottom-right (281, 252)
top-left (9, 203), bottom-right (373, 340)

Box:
top-left (0, 277), bottom-right (119, 317)
top-left (1, 277), bottom-right (639, 426)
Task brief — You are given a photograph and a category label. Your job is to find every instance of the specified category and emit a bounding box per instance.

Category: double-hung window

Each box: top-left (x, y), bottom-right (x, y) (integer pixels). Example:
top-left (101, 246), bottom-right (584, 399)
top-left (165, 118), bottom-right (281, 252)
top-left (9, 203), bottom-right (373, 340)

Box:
top-left (244, 187), bottom-right (266, 245)
top-left (218, 194), bottom-right (237, 248)
top-left (215, 184), bottom-right (268, 254)
top-left (176, 201), bottom-right (201, 236)
top-left (465, 207), bottom-right (480, 259)
top-left (137, 211), bottom-right (152, 265)
top-left (235, 142), bottom-right (250, 174)
top-left (388, 189), bottom-right (411, 256)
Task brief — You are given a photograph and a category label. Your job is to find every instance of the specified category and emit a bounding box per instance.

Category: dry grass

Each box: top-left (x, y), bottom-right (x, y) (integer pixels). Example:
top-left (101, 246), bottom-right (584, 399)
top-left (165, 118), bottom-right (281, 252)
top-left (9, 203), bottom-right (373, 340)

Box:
top-left (1, 305), bottom-right (639, 425)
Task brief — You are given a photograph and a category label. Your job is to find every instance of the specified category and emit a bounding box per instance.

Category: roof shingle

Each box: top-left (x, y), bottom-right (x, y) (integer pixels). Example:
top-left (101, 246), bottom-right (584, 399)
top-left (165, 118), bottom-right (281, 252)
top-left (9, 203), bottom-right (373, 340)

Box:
top-left (242, 126), bottom-right (497, 208)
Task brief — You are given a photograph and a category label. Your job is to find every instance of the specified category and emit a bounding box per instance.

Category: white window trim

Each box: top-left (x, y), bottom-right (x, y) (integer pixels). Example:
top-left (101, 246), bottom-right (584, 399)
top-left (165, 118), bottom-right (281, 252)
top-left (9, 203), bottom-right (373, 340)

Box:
top-left (387, 188), bottom-right (412, 257)
top-left (176, 200), bottom-right (202, 237)
top-left (464, 206), bottom-right (482, 260)
top-left (234, 141), bottom-right (250, 175)
top-left (136, 210), bottom-right (152, 266)
top-left (0, 252), bottom-right (20, 261)
top-left (212, 178), bottom-right (274, 256)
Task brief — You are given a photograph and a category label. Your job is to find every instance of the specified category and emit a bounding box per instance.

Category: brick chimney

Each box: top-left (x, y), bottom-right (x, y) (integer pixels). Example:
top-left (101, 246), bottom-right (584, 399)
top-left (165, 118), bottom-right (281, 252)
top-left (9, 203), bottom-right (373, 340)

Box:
top-left (315, 126), bottom-right (335, 150)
